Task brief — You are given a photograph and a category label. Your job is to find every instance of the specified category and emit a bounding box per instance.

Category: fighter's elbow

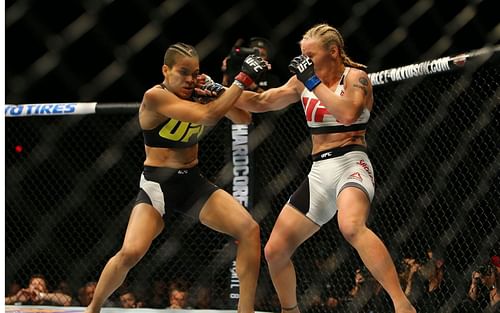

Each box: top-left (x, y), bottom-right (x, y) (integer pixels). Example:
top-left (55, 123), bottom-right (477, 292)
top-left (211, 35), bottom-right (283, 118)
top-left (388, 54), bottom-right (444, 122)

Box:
top-left (230, 110), bottom-right (252, 124)
top-left (199, 111), bottom-right (221, 126)
top-left (337, 104), bottom-right (363, 125)
top-left (238, 113), bottom-right (252, 125)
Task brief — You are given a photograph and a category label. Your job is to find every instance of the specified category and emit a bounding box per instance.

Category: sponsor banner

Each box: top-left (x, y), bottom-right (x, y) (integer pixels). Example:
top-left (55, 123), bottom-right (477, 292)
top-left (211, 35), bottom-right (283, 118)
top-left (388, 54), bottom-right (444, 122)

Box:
top-left (369, 57), bottom-right (452, 86)
top-left (368, 45), bottom-right (500, 86)
top-left (227, 123), bottom-right (252, 308)
top-left (5, 102), bottom-right (97, 117)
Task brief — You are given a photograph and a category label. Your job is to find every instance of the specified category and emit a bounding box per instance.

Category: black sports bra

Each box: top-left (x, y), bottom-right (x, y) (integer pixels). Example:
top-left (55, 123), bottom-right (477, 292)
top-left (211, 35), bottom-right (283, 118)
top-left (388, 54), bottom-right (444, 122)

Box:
top-left (142, 84), bottom-right (205, 148)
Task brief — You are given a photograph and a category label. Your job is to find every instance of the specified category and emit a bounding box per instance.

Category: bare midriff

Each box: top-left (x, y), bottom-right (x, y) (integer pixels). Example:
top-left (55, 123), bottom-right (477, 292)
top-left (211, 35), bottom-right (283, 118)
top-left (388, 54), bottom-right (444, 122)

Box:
top-left (143, 145), bottom-right (199, 168)
top-left (311, 129), bottom-right (367, 154)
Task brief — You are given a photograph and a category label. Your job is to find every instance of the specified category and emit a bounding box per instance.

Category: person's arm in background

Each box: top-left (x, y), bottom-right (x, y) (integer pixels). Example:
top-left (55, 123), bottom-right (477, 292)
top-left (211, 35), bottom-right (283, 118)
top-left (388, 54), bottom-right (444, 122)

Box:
top-left (467, 271), bottom-right (481, 301)
top-left (5, 288), bottom-right (30, 305)
top-left (404, 262), bottom-right (420, 297)
top-left (5, 288), bottom-right (73, 306)
top-left (36, 291), bottom-right (73, 306)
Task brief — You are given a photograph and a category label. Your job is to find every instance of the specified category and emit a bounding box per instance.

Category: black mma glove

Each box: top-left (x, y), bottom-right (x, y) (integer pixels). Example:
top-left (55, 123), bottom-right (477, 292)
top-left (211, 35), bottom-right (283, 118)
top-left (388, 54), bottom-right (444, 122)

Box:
top-left (234, 55), bottom-right (267, 89)
top-left (201, 81), bottom-right (225, 97)
top-left (194, 74), bottom-right (225, 103)
top-left (288, 55), bottom-right (321, 91)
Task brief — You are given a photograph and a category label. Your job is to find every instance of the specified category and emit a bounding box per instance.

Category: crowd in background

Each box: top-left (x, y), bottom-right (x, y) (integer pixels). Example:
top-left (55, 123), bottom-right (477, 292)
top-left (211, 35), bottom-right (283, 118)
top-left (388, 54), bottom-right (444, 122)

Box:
top-left (5, 252), bottom-right (499, 312)
top-left (5, 37), bottom-right (499, 313)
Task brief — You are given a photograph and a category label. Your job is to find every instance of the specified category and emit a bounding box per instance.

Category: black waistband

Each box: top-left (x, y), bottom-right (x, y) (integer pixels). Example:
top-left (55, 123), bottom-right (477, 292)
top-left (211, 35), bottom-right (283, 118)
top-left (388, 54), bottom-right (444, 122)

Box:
top-left (312, 145), bottom-right (367, 162)
top-left (310, 123), bottom-right (368, 134)
top-left (143, 165), bottom-right (199, 182)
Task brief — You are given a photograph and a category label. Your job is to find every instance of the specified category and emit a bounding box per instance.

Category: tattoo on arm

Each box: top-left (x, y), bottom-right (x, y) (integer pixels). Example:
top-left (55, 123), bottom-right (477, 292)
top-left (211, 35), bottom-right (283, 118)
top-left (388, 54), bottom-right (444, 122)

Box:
top-left (352, 77), bottom-right (369, 96)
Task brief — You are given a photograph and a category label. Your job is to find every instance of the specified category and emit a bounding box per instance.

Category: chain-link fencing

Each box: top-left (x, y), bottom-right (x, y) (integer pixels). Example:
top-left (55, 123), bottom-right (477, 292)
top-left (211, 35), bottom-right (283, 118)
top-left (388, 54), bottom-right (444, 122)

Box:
top-left (6, 50), bottom-right (500, 312)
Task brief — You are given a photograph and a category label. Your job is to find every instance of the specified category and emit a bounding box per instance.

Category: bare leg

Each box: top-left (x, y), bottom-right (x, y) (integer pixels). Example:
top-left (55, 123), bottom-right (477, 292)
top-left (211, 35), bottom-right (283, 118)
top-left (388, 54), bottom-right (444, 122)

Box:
top-left (337, 187), bottom-right (416, 313)
top-left (264, 204), bottom-right (320, 313)
top-left (199, 190), bottom-right (261, 313)
top-left (85, 204), bottom-right (164, 313)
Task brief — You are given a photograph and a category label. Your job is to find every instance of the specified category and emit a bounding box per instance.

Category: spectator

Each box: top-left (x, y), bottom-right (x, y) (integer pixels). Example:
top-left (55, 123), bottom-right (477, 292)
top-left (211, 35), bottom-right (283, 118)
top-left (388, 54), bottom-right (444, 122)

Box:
top-left (55, 280), bottom-right (73, 297)
top-left (118, 289), bottom-right (143, 308)
top-left (401, 256), bottom-right (426, 304)
top-left (416, 249), bottom-right (454, 313)
top-left (463, 263), bottom-right (498, 312)
top-left (222, 37), bottom-right (281, 92)
top-left (167, 279), bottom-right (191, 309)
top-left (55, 279), bottom-right (80, 306)
top-left (78, 281), bottom-right (95, 307)
top-left (5, 274), bottom-right (72, 306)
top-left (78, 281), bottom-right (114, 307)
top-left (302, 288), bottom-right (323, 313)
top-left (5, 281), bottom-right (22, 298)
top-left (192, 285), bottom-right (212, 309)
top-left (146, 278), bottom-right (169, 308)
top-left (490, 255), bottom-right (500, 310)
top-left (346, 267), bottom-right (388, 313)
top-left (324, 295), bottom-right (341, 311)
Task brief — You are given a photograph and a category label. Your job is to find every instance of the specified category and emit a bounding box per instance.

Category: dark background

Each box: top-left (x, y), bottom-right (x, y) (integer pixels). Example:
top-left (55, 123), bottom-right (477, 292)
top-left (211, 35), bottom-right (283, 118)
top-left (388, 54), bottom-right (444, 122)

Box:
top-left (5, 0), bottom-right (499, 104)
top-left (4, 1), bottom-right (500, 311)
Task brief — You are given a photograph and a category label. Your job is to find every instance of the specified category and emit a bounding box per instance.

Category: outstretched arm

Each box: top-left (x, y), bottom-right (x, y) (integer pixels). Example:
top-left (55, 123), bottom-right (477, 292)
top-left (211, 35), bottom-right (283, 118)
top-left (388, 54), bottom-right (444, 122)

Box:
top-left (146, 55), bottom-right (268, 126)
top-left (234, 76), bottom-right (302, 113)
top-left (196, 74), bottom-right (252, 125)
top-left (225, 107), bottom-right (252, 124)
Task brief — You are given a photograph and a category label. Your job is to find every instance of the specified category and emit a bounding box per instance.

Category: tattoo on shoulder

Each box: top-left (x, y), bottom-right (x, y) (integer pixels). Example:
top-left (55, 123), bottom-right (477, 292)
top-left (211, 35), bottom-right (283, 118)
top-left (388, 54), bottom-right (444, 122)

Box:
top-left (359, 77), bottom-right (369, 86)
top-left (352, 83), bottom-right (368, 96)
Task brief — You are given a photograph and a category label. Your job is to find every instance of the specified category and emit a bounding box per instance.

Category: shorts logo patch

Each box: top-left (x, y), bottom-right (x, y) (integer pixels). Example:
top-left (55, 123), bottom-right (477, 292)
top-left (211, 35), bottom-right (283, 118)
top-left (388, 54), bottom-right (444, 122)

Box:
top-left (349, 172), bottom-right (363, 182)
top-left (321, 151), bottom-right (333, 159)
top-left (357, 159), bottom-right (374, 183)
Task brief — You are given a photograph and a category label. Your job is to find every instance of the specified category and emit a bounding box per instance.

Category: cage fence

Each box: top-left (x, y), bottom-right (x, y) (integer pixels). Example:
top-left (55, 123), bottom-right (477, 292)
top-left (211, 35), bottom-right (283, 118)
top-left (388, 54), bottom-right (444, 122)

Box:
top-left (5, 49), bottom-right (500, 313)
top-left (5, 0), bottom-right (500, 312)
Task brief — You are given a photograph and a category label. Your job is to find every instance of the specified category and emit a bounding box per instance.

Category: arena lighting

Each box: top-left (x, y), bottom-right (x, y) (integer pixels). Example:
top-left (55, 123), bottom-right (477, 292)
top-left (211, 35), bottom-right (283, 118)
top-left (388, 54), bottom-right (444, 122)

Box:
top-left (14, 145), bottom-right (23, 153)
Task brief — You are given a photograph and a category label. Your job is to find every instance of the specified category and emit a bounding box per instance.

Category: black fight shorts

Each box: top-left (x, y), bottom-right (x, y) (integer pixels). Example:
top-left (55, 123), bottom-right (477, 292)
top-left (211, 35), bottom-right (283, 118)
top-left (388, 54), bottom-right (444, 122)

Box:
top-left (135, 165), bottom-right (219, 219)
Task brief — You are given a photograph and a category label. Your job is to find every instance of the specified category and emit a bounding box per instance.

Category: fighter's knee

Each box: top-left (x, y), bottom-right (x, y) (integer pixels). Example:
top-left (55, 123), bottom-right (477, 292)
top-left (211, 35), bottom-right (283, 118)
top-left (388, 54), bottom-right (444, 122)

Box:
top-left (263, 244), bottom-right (275, 264)
top-left (264, 241), bottom-right (285, 265)
top-left (116, 248), bottom-right (144, 268)
top-left (338, 221), bottom-right (365, 244)
top-left (233, 220), bottom-right (260, 250)
top-left (242, 219), bottom-right (260, 239)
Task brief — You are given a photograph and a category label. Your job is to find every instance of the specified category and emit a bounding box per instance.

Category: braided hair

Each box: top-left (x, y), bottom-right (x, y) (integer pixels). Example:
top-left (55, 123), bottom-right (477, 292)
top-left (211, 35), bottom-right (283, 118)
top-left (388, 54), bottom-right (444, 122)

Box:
top-left (302, 23), bottom-right (366, 70)
top-left (163, 42), bottom-right (198, 66)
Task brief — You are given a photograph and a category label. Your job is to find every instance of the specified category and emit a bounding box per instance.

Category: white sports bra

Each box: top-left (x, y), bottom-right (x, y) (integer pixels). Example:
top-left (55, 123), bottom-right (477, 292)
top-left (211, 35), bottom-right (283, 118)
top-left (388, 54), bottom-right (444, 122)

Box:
top-left (300, 67), bottom-right (370, 134)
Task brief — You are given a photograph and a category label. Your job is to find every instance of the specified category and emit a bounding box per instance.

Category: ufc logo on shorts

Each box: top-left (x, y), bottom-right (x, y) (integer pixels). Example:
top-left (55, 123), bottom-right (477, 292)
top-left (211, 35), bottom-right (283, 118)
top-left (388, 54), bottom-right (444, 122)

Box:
top-left (298, 58), bottom-right (313, 72)
top-left (302, 96), bottom-right (329, 122)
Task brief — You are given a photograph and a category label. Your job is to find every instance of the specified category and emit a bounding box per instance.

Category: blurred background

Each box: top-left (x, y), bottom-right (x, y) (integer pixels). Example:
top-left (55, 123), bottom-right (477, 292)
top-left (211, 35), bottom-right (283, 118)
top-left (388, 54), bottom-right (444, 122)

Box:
top-left (5, 0), bottom-right (499, 103)
top-left (5, 0), bottom-right (500, 312)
